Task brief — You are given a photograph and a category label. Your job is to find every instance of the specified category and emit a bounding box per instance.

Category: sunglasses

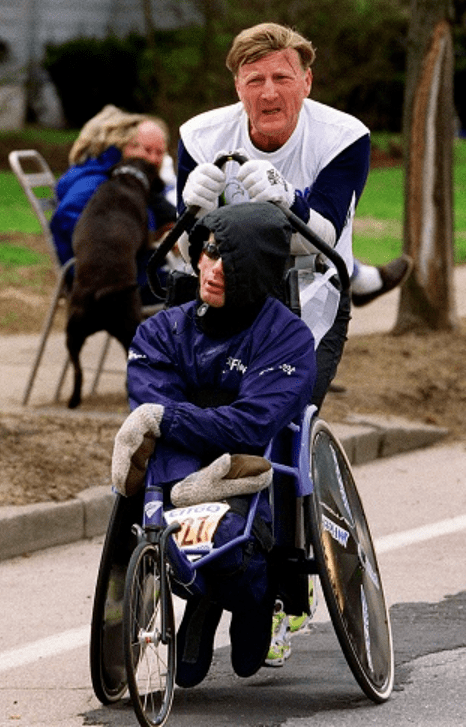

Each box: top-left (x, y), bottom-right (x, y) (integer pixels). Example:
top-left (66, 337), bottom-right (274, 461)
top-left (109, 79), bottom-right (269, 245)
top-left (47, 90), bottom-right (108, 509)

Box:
top-left (202, 240), bottom-right (221, 260)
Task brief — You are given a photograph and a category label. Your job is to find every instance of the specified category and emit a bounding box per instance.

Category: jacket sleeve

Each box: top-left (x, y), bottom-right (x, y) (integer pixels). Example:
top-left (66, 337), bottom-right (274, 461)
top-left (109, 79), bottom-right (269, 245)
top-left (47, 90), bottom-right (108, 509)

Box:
top-left (176, 140), bottom-right (198, 215)
top-left (128, 309), bottom-right (316, 460)
top-left (291, 134), bottom-right (370, 235)
top-left (50, 171), bottom-right (107, 264)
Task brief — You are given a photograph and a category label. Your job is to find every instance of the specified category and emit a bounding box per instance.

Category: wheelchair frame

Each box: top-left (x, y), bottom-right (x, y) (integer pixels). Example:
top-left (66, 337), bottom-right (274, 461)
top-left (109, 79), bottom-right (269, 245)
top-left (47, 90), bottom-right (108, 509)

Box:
top-left (90, 406), bottom-right (394, 726)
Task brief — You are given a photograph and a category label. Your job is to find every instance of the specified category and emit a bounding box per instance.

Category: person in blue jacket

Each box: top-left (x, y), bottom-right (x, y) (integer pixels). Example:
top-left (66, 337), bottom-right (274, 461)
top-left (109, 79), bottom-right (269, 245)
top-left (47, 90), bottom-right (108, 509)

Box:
top-left (111, 201), bottom-right (316, 687)
top-left (49, 105), bottom-right (178, 303)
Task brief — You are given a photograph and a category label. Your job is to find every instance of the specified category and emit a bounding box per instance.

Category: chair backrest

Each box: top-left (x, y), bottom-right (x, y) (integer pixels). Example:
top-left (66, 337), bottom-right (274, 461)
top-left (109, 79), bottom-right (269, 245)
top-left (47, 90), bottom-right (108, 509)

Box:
top-left (8, 149), bottom-right (60, 271)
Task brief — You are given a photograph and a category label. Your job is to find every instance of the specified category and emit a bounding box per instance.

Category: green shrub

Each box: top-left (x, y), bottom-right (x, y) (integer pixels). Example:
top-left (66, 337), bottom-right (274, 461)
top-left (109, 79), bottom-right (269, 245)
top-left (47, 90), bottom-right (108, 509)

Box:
top-left (44, 35), bottom-right (150, 127)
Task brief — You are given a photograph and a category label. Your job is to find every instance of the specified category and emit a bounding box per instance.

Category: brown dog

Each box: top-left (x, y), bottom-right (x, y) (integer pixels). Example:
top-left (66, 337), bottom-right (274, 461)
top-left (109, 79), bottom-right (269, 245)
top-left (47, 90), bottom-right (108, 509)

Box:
top-left (66, 157), bottom-right (157, 408)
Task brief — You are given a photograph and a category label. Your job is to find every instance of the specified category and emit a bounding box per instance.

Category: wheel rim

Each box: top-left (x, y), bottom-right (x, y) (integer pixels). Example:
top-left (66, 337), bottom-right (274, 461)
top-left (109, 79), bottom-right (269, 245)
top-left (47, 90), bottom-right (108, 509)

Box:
top-left (309, 422), bottom-right (394, 700)
top-left (125, 544), bottom-right (175, 726)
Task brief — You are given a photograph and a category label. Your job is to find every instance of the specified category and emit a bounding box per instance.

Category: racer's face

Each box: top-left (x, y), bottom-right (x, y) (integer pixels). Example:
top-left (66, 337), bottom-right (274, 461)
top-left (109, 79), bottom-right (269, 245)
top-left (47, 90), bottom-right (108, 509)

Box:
top-left (123, 120), bottom-right (166, 169)
top-left (235, 49), bottom-right (312, 152)
top-left (198, 234), bottom-right (226, 307)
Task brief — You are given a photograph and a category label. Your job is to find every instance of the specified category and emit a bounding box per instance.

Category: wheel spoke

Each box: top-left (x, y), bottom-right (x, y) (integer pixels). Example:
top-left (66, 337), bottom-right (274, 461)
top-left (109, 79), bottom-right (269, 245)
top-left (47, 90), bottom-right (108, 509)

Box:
top-left (124, 542), bottom-right (176, 725)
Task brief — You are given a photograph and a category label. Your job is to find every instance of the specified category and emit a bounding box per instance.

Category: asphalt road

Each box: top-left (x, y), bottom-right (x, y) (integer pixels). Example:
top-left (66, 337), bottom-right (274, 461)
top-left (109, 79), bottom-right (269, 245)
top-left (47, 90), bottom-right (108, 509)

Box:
top-left (0, 440), bottom-right (465, 727)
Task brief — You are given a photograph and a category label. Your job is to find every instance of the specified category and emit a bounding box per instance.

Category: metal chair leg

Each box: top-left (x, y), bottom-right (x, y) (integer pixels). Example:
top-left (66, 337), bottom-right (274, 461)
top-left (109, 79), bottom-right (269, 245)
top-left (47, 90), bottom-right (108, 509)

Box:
top-left (90, 334), bottom-right (113, 396)
top-left (22, 260), bottom-right (74, 405)
top-left (54, 355), bottom-right (70, 402)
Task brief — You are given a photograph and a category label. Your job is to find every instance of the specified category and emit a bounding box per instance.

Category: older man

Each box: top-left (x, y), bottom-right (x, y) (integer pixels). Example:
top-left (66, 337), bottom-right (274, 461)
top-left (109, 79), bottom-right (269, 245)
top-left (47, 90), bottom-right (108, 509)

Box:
top-left (177, 22), bottom-right (411, 409)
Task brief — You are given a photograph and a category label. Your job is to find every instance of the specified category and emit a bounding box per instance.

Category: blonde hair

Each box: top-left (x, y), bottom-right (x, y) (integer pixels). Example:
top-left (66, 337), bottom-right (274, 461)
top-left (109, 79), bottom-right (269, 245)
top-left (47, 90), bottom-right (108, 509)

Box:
top-left (226, 22), bottom-right (316, 76)
top-left (69, 105), bottom-right (169, 165)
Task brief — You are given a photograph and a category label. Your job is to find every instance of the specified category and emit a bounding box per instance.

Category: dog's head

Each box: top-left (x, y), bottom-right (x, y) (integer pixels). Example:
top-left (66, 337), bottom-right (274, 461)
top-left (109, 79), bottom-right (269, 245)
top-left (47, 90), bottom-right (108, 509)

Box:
top-left (109, 157), bottom-right (158, 195)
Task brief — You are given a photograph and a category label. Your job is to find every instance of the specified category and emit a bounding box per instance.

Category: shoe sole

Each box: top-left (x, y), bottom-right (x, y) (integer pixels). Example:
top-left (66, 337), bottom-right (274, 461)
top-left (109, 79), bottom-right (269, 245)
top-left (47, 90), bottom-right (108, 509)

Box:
top-left (264, 644), bottom-right (291, 668)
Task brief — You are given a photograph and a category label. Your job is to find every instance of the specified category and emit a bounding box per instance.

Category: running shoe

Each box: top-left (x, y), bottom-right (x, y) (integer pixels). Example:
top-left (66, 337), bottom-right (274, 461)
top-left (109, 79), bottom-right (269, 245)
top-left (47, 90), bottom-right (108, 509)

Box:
top-left (264, 635), bottom-right (292, 667)
top-left (264, 600), bottom-right (291, 668)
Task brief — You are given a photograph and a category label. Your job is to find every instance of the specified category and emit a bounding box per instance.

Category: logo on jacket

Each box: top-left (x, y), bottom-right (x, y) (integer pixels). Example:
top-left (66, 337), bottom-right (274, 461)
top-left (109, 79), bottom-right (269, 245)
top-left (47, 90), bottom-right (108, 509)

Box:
top-left (128, 349), bottom-right (146, 361)
top-left (226, 356), bottom-right (247, 374)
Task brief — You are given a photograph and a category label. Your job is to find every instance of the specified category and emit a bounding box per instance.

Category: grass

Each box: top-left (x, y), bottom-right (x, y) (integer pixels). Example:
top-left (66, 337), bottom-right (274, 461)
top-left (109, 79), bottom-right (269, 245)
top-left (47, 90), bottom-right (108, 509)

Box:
top-left (354, 138), bottom-right (466, 265)
top-left (0, 242), bottom-right (44, 266)
top-left (0, 135), bottom-right (465, 267)
top-left (0, 172), bottom-right (45, 235)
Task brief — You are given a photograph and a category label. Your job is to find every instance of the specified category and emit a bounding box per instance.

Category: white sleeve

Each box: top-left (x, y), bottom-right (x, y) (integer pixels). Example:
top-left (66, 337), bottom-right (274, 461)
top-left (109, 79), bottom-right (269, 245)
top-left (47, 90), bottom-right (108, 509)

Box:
top-left (290, 209), bottom-right (337, 256)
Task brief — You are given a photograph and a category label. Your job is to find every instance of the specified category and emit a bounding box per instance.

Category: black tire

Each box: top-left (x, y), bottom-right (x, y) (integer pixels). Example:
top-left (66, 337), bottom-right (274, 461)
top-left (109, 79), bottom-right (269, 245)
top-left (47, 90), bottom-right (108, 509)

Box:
top-left (90, 492), bottom-right (143, 704)
top-left (123, 541), bottom-right (176, 727)
top-left (304, 418), bottom-right (394, 703)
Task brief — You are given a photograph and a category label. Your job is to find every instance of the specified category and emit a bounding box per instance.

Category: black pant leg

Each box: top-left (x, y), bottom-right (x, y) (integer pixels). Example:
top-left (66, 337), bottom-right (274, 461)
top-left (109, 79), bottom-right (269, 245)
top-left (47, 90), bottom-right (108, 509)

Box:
top-left (311, 290), bottom-right (351, 411)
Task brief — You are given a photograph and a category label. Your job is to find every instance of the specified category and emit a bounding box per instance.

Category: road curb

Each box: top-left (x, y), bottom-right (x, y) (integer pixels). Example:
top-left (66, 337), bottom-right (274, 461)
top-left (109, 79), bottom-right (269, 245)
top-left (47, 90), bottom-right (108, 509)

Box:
top-left (0, 417), bottom-right (448, 562)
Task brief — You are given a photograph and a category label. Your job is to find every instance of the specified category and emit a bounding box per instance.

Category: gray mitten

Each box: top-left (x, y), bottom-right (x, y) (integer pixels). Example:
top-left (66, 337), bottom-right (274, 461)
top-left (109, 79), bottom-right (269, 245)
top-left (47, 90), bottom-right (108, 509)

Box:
top-left (171, 453), bottom-right (272, 507)
top-left (112, 403), bottom-right (164, 496)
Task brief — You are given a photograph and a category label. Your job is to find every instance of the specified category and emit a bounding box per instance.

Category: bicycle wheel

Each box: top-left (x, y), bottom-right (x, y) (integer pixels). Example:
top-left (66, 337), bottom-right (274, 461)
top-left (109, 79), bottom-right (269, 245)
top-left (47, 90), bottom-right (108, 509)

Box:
top-left (304, 418), bottom-right (394, 702)
top-left (90, 493), bottom-right (139, 703)
top-left (123, 540), bottom-right (176, 727)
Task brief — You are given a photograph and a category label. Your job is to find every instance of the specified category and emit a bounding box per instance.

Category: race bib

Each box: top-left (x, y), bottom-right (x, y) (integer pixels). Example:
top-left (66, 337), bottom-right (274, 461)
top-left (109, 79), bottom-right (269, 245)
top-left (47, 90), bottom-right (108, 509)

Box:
top-left (164, 502), bottom-right (230, 552)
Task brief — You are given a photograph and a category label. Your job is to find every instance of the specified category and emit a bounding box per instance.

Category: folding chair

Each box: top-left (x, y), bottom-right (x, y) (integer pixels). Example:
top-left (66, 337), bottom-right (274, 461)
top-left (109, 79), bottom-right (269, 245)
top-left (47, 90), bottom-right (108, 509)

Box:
top-left (9, 150), bottom-right (161, 406)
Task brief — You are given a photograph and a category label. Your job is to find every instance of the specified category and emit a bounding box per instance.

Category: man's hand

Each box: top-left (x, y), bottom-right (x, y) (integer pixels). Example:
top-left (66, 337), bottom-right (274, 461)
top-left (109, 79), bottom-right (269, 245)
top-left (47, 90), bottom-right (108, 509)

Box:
top-left (171, 453), bottom-right (272, 507)
top-left (182, 163), bottom-right (226, 213)
top-left (237, 160), bottom-right (295, 211)
top-left (112, 403), bottom-right (164, 496)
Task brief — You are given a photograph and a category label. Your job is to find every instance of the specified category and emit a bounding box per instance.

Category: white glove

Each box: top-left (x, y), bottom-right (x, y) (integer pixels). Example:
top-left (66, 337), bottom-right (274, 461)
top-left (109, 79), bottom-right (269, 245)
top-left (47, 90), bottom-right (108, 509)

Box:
top-left (182, 163), bottom-right (226, 214)
top-left (171, 453), bottom-right (272, 507)
top-left (237, 159), bottom-right (295, 211)
top-left (112, 403), bottom-right (164, 497)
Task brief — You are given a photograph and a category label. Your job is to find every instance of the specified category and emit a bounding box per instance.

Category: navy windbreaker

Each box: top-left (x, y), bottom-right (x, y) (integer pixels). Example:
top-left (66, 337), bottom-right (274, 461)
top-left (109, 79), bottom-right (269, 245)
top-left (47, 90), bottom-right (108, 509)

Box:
top-left (127, 296), bottom-right (316, 488)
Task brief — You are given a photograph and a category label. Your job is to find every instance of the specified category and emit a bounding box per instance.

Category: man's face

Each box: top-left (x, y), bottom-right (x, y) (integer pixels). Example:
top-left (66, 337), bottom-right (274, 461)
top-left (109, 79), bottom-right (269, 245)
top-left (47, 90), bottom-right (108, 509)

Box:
top-left (123, 120), bottom-right (166, 169)
top-left (235, 49), bottom-right (312, 152)
top-left (198, 234), bottom-right (226, 308)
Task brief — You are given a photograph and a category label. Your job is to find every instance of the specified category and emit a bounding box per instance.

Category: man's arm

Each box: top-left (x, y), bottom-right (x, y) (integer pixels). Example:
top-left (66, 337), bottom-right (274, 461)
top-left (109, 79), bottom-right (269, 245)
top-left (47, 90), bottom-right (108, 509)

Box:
top-left (297, 134), bottom-right (371, 240)
top-left (237, 134), bottom-right (370, 254)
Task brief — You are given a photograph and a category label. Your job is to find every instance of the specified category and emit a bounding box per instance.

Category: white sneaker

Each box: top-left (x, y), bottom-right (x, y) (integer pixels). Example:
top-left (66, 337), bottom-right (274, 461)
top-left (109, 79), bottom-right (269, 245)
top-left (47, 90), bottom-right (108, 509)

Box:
top-left (264, 600), bottom-right (292, 668)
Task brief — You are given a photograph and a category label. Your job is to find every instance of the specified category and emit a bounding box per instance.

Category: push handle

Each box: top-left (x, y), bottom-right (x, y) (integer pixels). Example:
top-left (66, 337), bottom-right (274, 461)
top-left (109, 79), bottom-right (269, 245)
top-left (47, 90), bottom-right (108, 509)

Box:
top-left (146, 151), bottom-right (350, 299)
top-left (213, 152), bottom-right (349, 290)
top-left (281, 208), bottom-right (350, 292)
top-left (146, 152), bottom-right (249, 298)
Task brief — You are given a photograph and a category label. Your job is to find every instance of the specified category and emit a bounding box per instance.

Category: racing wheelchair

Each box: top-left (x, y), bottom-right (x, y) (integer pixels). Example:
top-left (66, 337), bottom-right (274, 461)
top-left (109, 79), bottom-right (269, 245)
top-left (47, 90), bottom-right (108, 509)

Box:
top-left (89, 154), bottom-right (394, 726)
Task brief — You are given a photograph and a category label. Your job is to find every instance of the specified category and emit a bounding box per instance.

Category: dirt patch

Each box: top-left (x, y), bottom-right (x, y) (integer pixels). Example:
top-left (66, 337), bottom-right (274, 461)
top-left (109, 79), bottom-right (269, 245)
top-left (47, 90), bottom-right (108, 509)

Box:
top-left (0, 232), bottom-right (465, 507)
top-left (0, 413), bottom-right (119, 506)
top-left (321, 324), bottom-right (466, 443)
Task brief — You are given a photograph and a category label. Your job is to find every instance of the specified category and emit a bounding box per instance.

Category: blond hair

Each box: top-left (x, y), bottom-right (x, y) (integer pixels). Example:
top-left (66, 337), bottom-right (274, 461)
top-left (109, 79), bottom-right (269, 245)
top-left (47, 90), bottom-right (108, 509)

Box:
top-left (69, 105), bottom-right (169, 165)
top-left (226, 22), bottom-right (316, 76)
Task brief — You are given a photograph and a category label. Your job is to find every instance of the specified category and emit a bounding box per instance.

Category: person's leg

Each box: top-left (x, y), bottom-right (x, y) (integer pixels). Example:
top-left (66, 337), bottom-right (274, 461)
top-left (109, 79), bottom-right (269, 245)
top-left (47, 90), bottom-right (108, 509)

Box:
top-left (311, 291), bottom-right (351, 411)
top-left (351, 256), bottom-right (412, 307)
top-left (175, 595), bottom-right (223, 688)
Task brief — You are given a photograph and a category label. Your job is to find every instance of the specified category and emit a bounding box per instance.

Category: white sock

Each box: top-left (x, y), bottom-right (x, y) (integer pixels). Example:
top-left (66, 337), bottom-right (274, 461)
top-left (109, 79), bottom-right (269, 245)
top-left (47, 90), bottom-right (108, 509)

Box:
top-left (351, 262), bottom-right (383, 294)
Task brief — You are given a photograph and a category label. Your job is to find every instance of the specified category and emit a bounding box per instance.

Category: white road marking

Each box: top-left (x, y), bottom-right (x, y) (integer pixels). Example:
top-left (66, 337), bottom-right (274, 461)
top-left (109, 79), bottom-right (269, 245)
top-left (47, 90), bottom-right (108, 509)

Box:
top-left (0, 625), bottom-right (90, 672)
top-left (374, 514), bottom-right (466, 554)
top-left (0, 515), bottom-right (465, 672)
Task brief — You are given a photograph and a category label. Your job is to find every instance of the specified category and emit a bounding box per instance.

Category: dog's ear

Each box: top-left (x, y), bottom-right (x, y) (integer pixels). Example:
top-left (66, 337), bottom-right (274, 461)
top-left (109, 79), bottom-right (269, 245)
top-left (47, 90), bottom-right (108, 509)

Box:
top-left (122, 157), bottom-right (157, 180)
top-left (133, 157), bottom-right (158, 183)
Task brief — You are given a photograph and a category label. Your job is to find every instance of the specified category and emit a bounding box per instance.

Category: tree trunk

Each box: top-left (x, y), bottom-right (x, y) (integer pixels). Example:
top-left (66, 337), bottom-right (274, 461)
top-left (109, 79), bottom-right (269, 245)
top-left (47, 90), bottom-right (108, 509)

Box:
top-left (394, 0), bottom-right (457, 333)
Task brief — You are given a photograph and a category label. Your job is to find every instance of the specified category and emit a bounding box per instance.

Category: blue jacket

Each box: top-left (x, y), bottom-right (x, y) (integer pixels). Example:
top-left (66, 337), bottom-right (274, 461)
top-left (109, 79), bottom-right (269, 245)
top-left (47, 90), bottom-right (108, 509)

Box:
top-left (127, 296), bottom-right (316, 489)
top-left (50, 147), bottom-right (122, 268)
top-left (49, 147), bottom-right (173, 291)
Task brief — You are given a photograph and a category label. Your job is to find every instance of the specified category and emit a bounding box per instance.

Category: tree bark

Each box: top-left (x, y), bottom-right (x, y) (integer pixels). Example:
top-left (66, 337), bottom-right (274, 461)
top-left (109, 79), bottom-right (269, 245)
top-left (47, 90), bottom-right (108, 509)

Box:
top-left (394, 0), bottom-right (457, 333)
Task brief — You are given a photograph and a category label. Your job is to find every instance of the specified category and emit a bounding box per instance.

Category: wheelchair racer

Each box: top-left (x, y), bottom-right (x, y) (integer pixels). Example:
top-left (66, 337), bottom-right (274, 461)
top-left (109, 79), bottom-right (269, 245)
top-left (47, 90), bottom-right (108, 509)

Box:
top-left (112, 202), bottom-right (316, 686)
